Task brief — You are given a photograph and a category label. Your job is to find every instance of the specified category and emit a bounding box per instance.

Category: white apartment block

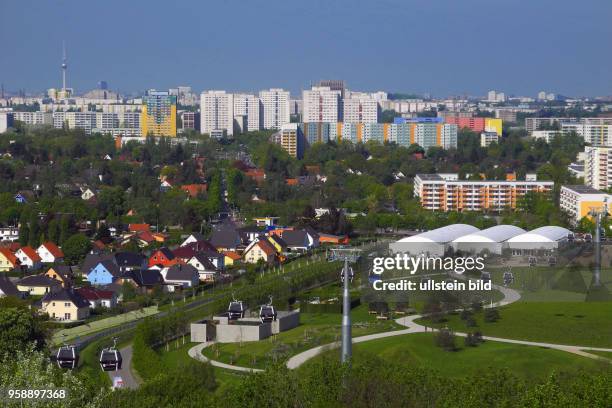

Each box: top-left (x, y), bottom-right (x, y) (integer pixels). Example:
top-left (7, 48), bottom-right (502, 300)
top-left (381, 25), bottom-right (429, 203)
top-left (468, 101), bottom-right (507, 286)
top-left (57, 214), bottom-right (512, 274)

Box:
top-left (0, 113), bottom-right (12, 133)
top-left (560, 185), bottom-right (611, 224)
top-left (414, 173), bottom-right (553, 212)
top-left (561, 120), bottom-right (612, 146)
top-left (200, 91), bottom-right (234, 137)
top-left (343, 96), bottom-right (379, 124)
top-left (584, 146), bottom-right (612, 190)
top-left (233, 94), bottom-right (261, 132)
top-left (480, 131), bottom-right (499, 147)
top-left (12, 111), bottom-right (53, 126)
top-left (302, 87), bottom-right (341, 123)
top-left (531, 130), bottom-right (562, 143)
top-left (259, 88), bottom-right (290, 130)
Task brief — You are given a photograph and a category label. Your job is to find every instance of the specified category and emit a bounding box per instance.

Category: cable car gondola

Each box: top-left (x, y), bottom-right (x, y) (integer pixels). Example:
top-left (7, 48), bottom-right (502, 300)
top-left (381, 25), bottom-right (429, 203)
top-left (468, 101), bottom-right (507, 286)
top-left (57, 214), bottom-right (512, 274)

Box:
top-left (481, 271), bottom-right (491, 283)
top-left (340, 266), bottom-right (354, 283)
top-left (99, 338), bottom-right (122, 371)
top-left (259, 296), bottom-right (277, 323)
top-left (56, 344), bottom-right (79, 369)
top-left (228, 299), bottom-right (245, 320)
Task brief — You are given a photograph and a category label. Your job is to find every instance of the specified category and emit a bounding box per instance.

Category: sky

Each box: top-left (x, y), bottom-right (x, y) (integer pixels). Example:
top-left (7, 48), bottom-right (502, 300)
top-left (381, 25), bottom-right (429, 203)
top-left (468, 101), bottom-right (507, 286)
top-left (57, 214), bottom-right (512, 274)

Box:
top-left (1, 0), bottom-right (611, 98)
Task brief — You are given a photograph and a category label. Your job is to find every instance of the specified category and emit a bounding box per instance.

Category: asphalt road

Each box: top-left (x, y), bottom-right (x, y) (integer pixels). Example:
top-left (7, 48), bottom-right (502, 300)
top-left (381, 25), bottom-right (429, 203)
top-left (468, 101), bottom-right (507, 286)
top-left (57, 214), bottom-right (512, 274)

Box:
top-left (107, 345), bottom-right (139, 389)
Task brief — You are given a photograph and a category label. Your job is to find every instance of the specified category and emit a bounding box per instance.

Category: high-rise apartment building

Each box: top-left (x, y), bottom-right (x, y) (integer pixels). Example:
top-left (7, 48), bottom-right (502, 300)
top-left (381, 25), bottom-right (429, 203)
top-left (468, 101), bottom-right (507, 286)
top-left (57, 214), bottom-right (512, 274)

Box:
top-left (444, 115), bottom-right (502, 136)
top-left (584, 146), bottom-right (612, 190)
top-left (141, 90), bottom-right (177, 137)
top-left (200, 91), bottom-right (234, 137)
top-left (343, 96), bottom-right (379, 124)
top-left (233, 93), bottom-right (261, 132)
top-left (414, 173), bottom-right (553, 212)
top-left (259, 88), bottom-right (290, 130)
top-left (11, 111), bottom-right (53, 126)
top-left (561, 118), bottom-right (612, 146)
top-left (302, 87), bottom-right (342, 123)
top-left (0, 113), bottom-right (13, 134)
top-left (274, 123), bottom-right (304, 159)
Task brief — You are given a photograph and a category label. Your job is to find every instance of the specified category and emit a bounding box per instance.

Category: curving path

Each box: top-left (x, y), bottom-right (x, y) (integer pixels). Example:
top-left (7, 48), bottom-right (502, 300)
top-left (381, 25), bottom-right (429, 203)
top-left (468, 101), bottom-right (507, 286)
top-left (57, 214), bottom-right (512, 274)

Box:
top-left (188, 282), bottom-right (612, 372)
top-left (106, 345), bottom-right (141, 389)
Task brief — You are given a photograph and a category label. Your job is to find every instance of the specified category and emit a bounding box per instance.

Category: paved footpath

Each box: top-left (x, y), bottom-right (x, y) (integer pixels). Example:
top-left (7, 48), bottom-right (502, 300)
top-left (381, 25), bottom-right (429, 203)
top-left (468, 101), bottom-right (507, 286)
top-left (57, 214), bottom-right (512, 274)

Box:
top-left (188, 282), bottom-right (612, 372)
top-left (106, 345), bottom-right (141, 389)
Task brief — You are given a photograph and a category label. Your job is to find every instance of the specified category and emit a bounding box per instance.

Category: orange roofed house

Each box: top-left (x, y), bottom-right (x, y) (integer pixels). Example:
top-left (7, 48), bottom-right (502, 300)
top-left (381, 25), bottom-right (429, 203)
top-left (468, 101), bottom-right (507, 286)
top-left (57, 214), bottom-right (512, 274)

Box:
top-left (36, 242), bottom-right (64, 264)
top-left (0, 248), bottom-right (19, 272)
top-left (180, 184), bottom-right (207, 198)
top-left (243, 239), bottom-right (278, 265)
top-left (148, 247), bottom-right (179, 268)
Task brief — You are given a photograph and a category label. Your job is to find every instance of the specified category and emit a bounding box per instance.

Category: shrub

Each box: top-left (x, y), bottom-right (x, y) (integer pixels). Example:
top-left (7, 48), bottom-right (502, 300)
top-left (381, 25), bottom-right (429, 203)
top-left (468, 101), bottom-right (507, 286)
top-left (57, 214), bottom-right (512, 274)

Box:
top-left (434, 328), bottom-right (457, 351)
top-left (484, 308), bottom-right (500, 323)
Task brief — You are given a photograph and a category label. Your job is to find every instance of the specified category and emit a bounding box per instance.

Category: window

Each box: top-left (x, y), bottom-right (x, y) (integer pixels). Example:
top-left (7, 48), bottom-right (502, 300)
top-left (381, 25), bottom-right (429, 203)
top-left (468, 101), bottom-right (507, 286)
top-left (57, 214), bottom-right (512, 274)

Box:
top-left (64, 313), bottom-right (71, 320)
top-left (64, 302), bottom-right (71, 307)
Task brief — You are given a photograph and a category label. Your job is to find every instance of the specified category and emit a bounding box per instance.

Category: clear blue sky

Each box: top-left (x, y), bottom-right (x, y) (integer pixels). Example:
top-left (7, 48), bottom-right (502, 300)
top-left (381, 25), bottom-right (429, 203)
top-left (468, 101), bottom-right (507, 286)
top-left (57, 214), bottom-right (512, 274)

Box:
top-left (1, 0), bottom-right (611, 98)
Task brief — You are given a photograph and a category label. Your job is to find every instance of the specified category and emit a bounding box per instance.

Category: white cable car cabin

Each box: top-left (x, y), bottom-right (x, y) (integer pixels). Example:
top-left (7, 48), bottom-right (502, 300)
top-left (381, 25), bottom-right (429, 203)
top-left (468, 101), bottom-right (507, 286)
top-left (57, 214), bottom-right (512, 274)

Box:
top-left (259, 304), bottom-right (277, 323)
top-left (56, 345), bottom-right (79, 369)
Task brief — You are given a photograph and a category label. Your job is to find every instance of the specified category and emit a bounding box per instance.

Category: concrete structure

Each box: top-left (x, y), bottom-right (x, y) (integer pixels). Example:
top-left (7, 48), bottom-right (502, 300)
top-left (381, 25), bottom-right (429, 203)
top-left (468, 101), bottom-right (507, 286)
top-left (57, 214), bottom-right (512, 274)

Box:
top-left (561, 119), bottom-right (612, 146)
top-left (531, 130), bottom-right (562, 143)
top-left (190, 310), bottom-right (299, 343)
top-left (180, 111), bottom-right (199, 132)
top-left (560, 185), bottom-right (611, 224)
top-left (200, 91), bottom-right (234, 137)
top-left (11, 111), bottom-right (53, 126)
top-left (259, 88), bottom-right (290, 130)
top-left (414, 173), bottom-right (553, 212)
top-left (302, 86), bottom-right (342, 123)
top-left (451, 225), bottom-right (526, 255)
top-left (141, 90), bottom-right (177, 137)
top-left (444, 115), bottom-right (502, 136)
top-left (525, 117), bottom-right (573, 134)
top-left (584, 146), bottom-right (612, 190)
top-left (343, 96), bottom-right (379, 124)
top-left (480, 131), bottom-right (499, 147)
top-left (233, 94), bottom-right (261, 132)
top-left (0, 112), bottom-right (14, 133)
top-left (274, 123), bottom-right (305, 159)
top-left (389, 224), bottom-right (480, 256)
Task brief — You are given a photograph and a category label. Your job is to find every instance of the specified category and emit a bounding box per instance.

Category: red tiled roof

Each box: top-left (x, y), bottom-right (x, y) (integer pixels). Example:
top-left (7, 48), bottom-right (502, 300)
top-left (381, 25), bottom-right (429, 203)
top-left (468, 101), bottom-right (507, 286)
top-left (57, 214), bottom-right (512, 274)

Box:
top-left (129, 223), bottom-right (150, 232)
top-left (41, 242), bottom-right (64, 258)
top-left (0, 248), bottom-right (18, 265)
top-left (285, 178), bottom-right (298, 186)
top-left (180, 184), bottom-right (207, 198)
top-left (76, 286), bottom-right (115, 301)
top-left (256, 239), bottom-right (277, 256)
top-left (223, 251), bottom-right (241, 260)
top-left (19, 246), bottom-right (41, 262)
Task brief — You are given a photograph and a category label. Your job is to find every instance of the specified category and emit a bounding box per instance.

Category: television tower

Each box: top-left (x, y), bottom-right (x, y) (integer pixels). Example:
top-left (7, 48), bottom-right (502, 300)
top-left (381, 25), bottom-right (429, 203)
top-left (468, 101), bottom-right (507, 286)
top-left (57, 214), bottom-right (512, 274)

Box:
top-left (61, 41), bottom-right (68, 92)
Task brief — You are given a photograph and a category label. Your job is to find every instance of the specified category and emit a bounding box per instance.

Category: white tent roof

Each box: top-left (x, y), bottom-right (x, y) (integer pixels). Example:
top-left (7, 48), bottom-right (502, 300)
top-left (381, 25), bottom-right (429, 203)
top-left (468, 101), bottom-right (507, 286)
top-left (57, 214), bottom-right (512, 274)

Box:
top-left (507, 226), bottom-right (572, 243)
top-left (398, 224), bottom-right (480, 244)
top-left (452, 225), bottom-right (526, 244)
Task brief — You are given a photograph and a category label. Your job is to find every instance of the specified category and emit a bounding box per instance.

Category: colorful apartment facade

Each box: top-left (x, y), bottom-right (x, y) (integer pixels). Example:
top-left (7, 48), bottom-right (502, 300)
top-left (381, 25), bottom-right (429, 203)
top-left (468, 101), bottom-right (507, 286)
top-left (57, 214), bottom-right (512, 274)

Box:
top-left (414, 173), bottom-right (553, 212)
top-left (443, 115), bottom-right (502, 136)
top-left (141, 90), bottom-right (177, 137)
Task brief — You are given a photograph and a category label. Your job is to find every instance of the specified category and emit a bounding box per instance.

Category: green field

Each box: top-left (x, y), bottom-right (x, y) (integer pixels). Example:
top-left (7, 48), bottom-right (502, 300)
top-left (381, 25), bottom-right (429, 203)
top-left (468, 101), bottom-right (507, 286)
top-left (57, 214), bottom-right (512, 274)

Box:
top-left (418, 301), bottom-right (612, 348)
top-left (202, 304), bottom-right (403, 368)
top-left (307, 332), bottom-right (609, 382)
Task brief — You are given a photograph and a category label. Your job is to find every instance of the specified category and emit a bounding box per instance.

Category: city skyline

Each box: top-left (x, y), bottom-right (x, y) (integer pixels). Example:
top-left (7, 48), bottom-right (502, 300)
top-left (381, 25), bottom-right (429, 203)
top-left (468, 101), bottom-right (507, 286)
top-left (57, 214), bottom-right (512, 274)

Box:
top-left (1, 0), bottom-right (612, 97)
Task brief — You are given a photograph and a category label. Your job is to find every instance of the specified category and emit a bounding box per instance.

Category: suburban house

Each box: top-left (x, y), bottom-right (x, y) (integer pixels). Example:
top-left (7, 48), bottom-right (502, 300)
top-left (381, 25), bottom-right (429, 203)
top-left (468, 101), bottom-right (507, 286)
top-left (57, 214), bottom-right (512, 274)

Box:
top-left (41, 289), bottom-right (90, 321)
top-left (128, 223), bottom-right (150, 233)
top-left (180, 233), bottom-right (207, 247)
top-left (75, 287), bottom-right (118, 309)
top-left (81, 253), bottom-right (114, 276)
top-left (87, 260), bottom-right (122, 285)
top-left (45, 265), bottom-right (74, 288)
top-left (81, 188), bottom-right (96, 201)
top-left (282, 229), bottom-right (319, 251)
top-left (148, 247), bottom-right (179, 268)
top-left (15, 246), bottom-right (43, 270)
top-left (210, 225), bottom-right (242, 252)
top-left (222, 251), bottom-right (241, 266)
top-left (17, 274), bottom-right (61, 295)
top-left (187, 254), bottom-right (218, 282)
top-left (252, 216), bottom-right (280, 228)
top-left (114, 252), bottom-right (146, 272)
top-left (160, 264), bottom-right (199, 292)
top-left (0, 276), bottom-right (20, 298)
top-left (243, 239), bottom-right (278, 265)
top-left (117, 269), bottom-right (165, 294)
top-left (0, 248), bottom-right (19, 272)
top-left (36, 242), bottom-right (64, 263)
top-left (180, 184), bottom-right (207, 198)
top-left (238, 226), bottom-right (264, 245)
top-left (267, 235), bottom-right (288, 254)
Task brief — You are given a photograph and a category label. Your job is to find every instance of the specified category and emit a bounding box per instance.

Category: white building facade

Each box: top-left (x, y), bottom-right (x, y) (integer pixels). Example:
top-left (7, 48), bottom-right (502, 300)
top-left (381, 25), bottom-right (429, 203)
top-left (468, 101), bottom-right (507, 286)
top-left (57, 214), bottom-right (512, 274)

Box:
top-left (200, 91), bottom-right (234, 137)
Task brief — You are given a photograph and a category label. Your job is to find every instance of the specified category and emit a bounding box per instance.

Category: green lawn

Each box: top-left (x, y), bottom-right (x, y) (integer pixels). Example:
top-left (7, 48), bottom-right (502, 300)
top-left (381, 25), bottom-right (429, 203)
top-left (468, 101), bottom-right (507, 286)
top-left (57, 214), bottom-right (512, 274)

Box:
top-left (587, 350), bottom-right (612, 360)
top-left (418, 301), bottom-right (612, 348)
top-left (306, 332), bottom-right (608, 382)
top-left (202, 304), bottom-right (403, 368)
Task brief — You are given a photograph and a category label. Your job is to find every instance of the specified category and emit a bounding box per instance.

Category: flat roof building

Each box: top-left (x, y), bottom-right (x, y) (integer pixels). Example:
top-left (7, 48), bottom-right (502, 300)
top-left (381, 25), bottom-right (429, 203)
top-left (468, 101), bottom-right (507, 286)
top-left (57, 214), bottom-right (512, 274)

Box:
top-left (560, 185), bottom-right (611, 224)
